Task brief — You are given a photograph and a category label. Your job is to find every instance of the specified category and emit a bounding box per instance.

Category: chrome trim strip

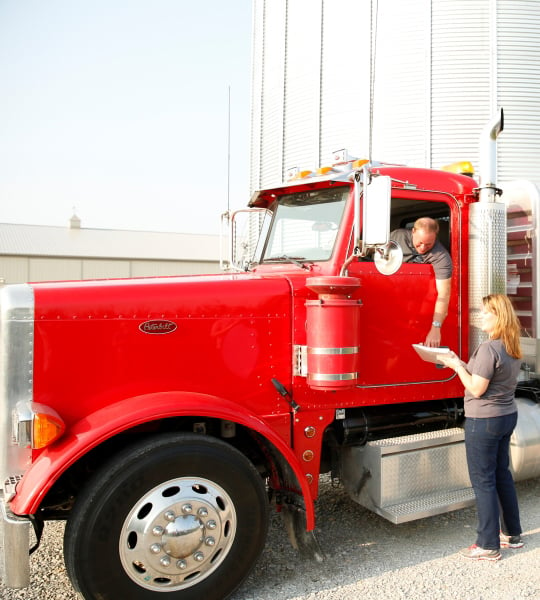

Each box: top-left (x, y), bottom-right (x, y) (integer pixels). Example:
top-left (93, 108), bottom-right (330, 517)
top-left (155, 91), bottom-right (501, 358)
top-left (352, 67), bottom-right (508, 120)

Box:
top-left (308, 372), bottom-right (357, 381)
top-left (0, 284), bottom-right (34, 498)
top-left (307, 346), bottom-right (358, 355)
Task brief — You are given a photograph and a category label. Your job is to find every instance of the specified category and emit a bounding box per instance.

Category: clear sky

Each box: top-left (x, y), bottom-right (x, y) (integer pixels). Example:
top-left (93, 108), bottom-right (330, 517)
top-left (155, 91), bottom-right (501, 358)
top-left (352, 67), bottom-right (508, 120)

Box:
top-left (0, 0), bottom-right (252, 235)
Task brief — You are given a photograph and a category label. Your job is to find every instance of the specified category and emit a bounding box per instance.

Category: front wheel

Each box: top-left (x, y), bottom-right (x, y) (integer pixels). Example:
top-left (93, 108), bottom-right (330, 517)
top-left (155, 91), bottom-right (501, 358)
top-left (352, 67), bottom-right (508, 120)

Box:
top-left (64, 433), bottom-right (269, 599)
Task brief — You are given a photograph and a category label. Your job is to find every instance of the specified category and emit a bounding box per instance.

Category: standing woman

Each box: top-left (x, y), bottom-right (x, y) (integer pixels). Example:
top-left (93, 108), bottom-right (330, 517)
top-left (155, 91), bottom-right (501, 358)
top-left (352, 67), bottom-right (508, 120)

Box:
top-left (438, 294), bottom-right (524, 561)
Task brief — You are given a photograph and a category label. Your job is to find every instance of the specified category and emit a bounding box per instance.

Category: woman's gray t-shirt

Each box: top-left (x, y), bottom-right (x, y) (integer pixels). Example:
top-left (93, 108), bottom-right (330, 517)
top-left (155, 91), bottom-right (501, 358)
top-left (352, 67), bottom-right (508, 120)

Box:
top-left (464, 338), bottom-right (520, 418)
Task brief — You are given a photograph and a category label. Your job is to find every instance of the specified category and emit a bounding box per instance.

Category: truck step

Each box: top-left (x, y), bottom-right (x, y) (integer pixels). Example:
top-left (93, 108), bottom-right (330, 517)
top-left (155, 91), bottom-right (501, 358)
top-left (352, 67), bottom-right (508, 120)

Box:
top-left (342, 427), bottom-right (476, 523)
top-left (373, 487), bottom-right (476, 524)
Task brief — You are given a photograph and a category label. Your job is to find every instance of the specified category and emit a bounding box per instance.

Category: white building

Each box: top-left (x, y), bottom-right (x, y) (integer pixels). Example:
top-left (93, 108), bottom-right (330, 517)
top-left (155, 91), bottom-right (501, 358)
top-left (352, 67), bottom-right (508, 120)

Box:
top-left (250, 0), bottom-right (540, 190)
top-left (0, 217), bottom-right (220, 285)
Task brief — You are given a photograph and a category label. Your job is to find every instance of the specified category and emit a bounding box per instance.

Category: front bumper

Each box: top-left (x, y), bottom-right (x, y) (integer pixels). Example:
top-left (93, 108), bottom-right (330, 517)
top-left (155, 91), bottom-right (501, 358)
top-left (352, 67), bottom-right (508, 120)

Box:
top-left (0, 494), bottom-right (30, 588)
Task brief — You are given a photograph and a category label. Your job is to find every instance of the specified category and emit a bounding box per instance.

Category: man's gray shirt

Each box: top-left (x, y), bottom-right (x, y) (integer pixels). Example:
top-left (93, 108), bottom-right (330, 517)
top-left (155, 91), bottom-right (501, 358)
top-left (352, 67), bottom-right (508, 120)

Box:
top-left (390, 228), bottom-right (452, 280)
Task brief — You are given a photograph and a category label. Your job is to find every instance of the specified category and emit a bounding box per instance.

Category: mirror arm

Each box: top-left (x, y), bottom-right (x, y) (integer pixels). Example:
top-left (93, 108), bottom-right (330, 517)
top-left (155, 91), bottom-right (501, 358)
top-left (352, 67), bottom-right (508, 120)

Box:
top-left (342, 166), bottom-right (369, 276)
top-left (352, 164), bottom-right (374, 258)
top-left (340, 253), bottom-right (358, 277)
top-left (360, 163), bottom-right (373, 256)
top-left (353, 170), bottom-right (362, 255)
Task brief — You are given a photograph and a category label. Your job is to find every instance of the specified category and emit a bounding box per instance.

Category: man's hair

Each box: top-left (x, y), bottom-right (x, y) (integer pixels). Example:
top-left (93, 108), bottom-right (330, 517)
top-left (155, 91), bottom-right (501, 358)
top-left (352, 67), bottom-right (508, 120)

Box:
top-left (413, 217), bottom-right (439, 234)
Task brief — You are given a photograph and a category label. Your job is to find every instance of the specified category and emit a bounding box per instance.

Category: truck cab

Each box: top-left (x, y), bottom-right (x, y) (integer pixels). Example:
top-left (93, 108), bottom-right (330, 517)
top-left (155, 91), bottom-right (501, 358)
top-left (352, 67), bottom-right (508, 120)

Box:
top-left (231, 159), bottom-right (472, 399)
top-left (2, 114), bottom-right (540, 600)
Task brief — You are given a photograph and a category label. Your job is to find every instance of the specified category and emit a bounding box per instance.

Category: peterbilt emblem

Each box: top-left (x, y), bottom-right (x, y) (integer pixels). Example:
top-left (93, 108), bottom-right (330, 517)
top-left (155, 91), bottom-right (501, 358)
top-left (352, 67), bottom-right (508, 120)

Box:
top-left (139, 320), bottom-right (177, 334)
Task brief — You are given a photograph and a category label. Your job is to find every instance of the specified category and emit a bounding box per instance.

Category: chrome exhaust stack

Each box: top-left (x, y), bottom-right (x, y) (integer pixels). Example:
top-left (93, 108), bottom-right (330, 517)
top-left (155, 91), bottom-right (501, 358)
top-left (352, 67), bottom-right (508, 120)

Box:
top-left (478, 108), bottom-right (504, 203)
top-left (468, 108), bottom-right (507, 353)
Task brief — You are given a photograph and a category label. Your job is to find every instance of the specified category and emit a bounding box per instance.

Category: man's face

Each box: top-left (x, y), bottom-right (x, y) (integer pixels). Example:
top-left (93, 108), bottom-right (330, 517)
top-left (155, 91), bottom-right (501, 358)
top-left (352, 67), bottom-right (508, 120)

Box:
top-left (411, 228), bottom-right (436, 255)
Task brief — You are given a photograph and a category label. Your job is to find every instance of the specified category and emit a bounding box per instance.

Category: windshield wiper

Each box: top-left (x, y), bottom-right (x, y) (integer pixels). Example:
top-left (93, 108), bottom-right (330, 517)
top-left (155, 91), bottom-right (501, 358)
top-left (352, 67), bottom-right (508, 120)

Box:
top-left (264, 255), bottom-right (309, 269)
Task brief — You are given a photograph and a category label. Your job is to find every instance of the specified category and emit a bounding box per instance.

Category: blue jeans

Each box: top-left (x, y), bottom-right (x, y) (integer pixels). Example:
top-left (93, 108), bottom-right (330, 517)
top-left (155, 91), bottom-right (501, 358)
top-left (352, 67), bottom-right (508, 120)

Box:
top-left (465, 412), bottom-right (522, 550)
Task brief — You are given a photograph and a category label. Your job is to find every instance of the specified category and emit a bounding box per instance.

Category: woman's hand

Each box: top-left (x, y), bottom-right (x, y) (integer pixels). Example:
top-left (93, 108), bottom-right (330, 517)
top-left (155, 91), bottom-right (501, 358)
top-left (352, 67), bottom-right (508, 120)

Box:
top-left (437, 352), bottom-right (490, 397)
top-left (436, 351), bottom-right (463, 371)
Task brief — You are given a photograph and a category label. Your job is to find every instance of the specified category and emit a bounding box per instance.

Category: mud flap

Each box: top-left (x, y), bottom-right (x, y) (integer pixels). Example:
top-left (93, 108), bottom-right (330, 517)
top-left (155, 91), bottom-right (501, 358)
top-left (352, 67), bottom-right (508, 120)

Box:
top-left (281, 503), bottom-right (325, 562)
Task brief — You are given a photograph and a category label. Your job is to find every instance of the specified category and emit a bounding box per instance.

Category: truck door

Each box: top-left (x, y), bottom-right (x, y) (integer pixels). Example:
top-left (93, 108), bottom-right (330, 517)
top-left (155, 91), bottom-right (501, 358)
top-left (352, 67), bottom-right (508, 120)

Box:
top-left (348, 194), bottom-right (461, 388)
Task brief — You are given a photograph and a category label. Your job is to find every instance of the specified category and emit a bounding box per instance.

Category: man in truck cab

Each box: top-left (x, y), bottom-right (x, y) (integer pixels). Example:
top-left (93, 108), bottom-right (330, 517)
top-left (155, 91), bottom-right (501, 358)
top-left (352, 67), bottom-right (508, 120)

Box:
top-left (390, 217), bottom-right (452, 347)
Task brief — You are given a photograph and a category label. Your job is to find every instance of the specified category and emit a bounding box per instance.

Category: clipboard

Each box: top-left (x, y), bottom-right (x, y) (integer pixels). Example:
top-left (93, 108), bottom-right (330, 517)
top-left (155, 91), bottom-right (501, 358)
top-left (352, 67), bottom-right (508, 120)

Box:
top-left (412, 344), bottom-right (451, 365)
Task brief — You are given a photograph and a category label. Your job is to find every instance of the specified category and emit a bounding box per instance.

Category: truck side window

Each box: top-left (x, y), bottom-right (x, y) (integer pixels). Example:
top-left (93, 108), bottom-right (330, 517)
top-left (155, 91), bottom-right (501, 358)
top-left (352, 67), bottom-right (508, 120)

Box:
top-left (391, 199), bottom-right (451, 255)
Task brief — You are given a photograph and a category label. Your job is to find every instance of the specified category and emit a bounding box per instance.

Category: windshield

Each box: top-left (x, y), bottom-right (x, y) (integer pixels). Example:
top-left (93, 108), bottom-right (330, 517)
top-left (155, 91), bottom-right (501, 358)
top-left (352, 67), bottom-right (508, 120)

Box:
top-left (260, 186), bottom-right (349, 263)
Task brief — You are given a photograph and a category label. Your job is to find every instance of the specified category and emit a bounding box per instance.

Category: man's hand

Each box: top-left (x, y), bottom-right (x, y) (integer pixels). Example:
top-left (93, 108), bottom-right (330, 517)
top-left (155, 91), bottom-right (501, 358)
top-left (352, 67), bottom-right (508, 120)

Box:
top-left (424, 325), bottom-right (441, 347)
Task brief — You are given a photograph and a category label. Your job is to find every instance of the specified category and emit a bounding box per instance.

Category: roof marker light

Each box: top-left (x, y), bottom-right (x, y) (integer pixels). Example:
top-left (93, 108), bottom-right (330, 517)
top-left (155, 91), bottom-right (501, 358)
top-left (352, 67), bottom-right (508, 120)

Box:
top-left (352, 159), bottom-right (369, 169)
top-left (316, 166), bottom-right (333, 175)
top-left (442, 161), bottom-right (475, 176)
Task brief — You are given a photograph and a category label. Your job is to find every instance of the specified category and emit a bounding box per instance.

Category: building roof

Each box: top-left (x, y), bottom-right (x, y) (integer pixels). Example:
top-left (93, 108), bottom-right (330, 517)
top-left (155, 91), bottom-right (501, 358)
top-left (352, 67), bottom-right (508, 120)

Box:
top-left (0, 222), bottom-right (220, 261)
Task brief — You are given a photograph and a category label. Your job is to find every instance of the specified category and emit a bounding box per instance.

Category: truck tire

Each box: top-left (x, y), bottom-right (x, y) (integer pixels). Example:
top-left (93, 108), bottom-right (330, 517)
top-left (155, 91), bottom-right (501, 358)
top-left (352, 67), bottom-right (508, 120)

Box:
top-left (64, 432), bottom-right (269, 600)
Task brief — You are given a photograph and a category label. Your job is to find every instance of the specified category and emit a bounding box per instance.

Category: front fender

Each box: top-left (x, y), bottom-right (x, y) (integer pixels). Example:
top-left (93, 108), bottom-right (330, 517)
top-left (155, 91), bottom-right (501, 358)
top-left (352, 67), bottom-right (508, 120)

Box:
top-left (10, 392), bottom-right (315, 528)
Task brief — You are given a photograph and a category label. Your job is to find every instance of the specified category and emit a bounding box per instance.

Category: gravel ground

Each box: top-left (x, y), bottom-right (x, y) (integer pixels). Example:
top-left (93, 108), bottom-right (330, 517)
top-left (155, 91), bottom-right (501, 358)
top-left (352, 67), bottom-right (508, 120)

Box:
top-left (1, 475), bottom-right (539, 600)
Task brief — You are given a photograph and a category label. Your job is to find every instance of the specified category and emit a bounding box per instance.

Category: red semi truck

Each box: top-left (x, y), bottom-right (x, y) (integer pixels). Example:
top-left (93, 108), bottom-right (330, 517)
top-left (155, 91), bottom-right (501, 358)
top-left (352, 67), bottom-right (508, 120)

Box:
top-left (1, 110), bottom-right (540, 599)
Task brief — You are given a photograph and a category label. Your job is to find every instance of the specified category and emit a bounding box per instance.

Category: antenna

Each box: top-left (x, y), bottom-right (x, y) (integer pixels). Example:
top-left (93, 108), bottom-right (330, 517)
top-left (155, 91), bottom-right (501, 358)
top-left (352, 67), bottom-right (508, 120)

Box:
top-left (369, 0), bottom-right (379, 163)
top-left (227, 85), bottom-right (231, 214)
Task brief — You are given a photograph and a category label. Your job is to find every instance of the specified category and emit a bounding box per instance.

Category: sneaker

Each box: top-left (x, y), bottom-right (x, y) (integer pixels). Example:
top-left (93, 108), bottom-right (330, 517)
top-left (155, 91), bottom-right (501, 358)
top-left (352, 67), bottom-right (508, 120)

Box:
top-left (500, 533), bottom-right (524, 549)
top-left (460, 544), bottom-right (501, 561)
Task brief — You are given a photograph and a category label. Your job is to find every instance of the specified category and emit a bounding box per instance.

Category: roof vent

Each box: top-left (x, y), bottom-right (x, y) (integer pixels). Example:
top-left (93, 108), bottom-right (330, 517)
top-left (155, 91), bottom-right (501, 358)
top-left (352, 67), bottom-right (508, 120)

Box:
top-left (70, 212), bottom-right (81, 229)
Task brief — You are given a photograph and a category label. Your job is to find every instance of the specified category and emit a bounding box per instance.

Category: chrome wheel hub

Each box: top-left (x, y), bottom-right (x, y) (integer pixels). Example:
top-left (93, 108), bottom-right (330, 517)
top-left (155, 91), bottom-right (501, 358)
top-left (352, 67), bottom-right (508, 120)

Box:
top-left (119, 477), bottom-right (236, 591)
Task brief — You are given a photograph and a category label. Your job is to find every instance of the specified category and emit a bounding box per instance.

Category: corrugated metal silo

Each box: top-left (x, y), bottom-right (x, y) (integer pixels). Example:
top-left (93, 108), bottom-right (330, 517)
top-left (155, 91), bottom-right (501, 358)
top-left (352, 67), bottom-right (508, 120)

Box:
top-left (251, 0), bottom-right (540, 190)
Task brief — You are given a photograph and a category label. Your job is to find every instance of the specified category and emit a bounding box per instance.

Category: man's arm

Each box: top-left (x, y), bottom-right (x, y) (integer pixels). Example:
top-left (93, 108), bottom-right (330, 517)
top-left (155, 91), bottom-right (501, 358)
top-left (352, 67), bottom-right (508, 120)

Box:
top-left (424, 277), bottom-right (451, 347)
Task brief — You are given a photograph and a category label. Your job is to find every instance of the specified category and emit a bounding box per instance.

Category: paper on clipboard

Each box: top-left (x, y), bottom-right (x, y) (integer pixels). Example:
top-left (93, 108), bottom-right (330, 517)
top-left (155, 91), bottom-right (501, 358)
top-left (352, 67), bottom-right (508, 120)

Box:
top-left (412, 344), bottom-right (451, 365)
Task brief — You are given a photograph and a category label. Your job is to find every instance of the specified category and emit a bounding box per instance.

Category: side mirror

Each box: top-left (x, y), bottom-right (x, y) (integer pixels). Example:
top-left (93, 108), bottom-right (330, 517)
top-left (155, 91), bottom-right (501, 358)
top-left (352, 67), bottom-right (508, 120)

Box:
top-left (220, 208), bottom-right (271, 271)
top-left (374, 240), bottom-right (403, 275)
top-left (362, 173), bottom-right (392, 246)
top-left (354, 169), bottom-right (402, 275)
